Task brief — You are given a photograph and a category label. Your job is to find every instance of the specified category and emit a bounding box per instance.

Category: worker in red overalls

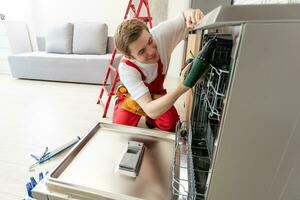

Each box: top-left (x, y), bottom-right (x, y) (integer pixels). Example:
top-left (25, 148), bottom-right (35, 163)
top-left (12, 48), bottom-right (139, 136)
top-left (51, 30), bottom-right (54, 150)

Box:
top-left (113, 9), bottom-right (204, 132)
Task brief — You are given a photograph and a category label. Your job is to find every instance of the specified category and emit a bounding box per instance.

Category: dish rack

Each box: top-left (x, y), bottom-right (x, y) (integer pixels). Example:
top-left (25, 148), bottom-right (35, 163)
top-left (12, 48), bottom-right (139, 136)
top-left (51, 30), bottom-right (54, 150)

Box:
top-left (172, 34), bottom-right (233, 200)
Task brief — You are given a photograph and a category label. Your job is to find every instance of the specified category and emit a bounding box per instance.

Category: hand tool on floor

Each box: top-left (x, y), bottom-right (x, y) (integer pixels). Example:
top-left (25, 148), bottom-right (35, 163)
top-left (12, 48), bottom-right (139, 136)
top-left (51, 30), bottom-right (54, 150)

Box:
top-left (29, 136), bottom-right (81, 171)
top-left (26, 171), bottom-right (48, 198)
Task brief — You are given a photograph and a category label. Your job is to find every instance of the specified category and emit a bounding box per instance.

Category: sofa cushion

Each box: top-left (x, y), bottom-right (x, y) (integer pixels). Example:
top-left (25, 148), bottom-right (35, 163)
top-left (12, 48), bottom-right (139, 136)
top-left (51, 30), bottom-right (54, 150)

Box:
top-left (73, 22), bottom-right (108, 55)
top-left (45, 23), bottom-right (73, 54)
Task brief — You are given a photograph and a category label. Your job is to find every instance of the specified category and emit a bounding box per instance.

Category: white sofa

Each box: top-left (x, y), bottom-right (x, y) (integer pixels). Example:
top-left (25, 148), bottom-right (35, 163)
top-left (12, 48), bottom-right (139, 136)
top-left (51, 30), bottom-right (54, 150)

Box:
top-left (8, 23), bottom-right (122, 84)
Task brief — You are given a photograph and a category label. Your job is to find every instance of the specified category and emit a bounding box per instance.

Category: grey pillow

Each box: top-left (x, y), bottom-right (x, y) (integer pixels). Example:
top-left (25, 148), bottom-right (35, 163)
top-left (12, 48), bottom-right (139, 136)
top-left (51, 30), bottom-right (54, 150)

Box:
top-left (72, 22), bottom-right (108, 55)
top-left (46, 23), bottom-right (73, 54)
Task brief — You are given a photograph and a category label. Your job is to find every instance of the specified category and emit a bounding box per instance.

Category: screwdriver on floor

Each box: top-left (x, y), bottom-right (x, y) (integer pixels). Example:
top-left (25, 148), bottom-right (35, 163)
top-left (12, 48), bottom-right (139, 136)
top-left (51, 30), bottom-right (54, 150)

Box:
top-left (29, 136), bottom-right (81, 171)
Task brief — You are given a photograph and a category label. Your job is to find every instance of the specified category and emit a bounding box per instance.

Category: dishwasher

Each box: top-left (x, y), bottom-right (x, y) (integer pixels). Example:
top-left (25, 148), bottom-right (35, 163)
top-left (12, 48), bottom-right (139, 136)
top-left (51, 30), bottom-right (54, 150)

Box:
top-left (33, 4), bottom-right (300, 200)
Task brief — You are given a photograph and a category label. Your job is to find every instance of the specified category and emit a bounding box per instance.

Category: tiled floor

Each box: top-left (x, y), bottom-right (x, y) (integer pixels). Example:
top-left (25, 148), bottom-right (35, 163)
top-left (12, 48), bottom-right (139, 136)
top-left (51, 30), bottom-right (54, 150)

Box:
top-left (0, 74), bottom-right (184, 199)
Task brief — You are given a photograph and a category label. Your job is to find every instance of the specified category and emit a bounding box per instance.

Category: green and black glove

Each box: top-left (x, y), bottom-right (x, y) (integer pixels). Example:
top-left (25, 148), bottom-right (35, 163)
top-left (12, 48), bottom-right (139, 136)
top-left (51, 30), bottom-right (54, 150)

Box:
top-left (183, 38), bottom-right (217, 88)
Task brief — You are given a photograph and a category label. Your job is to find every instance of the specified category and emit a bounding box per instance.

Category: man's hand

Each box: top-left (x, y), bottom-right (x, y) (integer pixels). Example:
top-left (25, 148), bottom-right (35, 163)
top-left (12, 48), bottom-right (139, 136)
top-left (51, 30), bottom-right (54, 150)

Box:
top-left (181, 59), bottom-right (207, 88)
top-left (180, 62), bottom-right (192, 84)
top-left (183, 9), bottom-right (204, 30)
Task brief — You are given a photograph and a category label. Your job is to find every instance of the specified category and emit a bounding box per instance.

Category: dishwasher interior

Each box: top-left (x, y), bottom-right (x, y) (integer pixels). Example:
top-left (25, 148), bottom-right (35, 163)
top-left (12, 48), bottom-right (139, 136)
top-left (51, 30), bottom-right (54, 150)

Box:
top-left (173, 32), bottom-right (236, 200)
top-left (173, 4), bottom-right (300, 200)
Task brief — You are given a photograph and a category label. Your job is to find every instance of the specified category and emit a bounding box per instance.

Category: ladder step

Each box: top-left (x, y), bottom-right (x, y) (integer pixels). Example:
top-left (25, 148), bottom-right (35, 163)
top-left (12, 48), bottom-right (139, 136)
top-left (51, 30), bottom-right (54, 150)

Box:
top-left (99, 87), bottom-right (109, 107)
top-left (137, 16), bottom-right (152, 21)
top-left (108, 64), bottom-right (117, 72)
top-left (99, 82), bottom-right (121, 104)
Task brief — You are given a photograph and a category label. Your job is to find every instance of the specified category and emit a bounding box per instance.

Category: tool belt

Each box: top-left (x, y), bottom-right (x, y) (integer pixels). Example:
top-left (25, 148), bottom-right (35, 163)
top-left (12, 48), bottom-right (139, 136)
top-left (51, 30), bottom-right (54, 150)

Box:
top-left (116, 85), bottom-right (162, 116)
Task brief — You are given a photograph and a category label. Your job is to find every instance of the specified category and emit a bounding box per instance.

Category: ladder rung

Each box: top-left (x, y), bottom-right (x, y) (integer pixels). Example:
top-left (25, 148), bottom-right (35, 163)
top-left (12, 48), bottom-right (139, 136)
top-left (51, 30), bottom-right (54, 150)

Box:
top-left (137, 16), bottom-right (152, 21)
top-left (101, 84), bottom-right (116, 95)
top-left (99, 86), bottom-right (114, 102)
top-left (108, 64), bottom-right (117, 72)
top-left (101, 85), bottom-right (108, 91)
top-left (99, 88), bottom-right (109, 106)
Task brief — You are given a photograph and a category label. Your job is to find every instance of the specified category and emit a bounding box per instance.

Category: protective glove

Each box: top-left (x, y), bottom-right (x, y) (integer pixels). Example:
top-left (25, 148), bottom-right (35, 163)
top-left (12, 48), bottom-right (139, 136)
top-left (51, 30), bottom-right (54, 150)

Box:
top-left (183, 38), bottom-right (217, 88)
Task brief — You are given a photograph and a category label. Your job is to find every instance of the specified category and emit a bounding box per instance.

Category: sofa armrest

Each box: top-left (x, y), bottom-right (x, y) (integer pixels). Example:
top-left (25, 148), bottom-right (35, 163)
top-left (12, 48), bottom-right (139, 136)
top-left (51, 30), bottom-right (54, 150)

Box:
top-left (107, 36), bottom-right (115, 53)
top-left (36, 37), bottom-right (46, 51)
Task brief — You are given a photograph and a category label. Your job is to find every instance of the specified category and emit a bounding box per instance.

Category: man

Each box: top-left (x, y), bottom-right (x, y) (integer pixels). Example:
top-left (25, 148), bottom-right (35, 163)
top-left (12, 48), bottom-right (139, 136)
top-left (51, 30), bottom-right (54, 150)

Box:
top-left (113, 9), bottom-right (204, 132)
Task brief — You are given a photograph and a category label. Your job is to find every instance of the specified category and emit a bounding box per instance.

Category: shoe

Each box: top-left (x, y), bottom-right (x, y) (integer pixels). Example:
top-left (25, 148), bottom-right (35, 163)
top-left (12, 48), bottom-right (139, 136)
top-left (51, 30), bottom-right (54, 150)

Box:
top-left (145, 117), bottom-right (155, 129)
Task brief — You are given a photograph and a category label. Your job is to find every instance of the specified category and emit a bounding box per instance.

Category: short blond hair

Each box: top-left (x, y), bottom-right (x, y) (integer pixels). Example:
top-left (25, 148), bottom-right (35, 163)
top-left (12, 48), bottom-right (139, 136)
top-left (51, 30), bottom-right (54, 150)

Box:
top-left (114, 18), bottom-right (149, 57)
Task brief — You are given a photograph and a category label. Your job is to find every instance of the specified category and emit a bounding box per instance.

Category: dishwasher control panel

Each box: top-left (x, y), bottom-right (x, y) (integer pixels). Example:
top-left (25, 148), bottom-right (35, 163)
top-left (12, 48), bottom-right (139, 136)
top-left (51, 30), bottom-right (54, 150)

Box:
top-left (118, 141), bottom-right (145, 178)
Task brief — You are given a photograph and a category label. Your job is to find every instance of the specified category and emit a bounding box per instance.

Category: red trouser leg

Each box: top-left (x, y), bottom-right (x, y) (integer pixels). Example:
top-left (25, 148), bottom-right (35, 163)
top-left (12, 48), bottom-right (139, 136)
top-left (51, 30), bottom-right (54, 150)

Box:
top-left (112, 98), bottom-right (141, 127)
top-left (154, 106), bottom-right (180, 132)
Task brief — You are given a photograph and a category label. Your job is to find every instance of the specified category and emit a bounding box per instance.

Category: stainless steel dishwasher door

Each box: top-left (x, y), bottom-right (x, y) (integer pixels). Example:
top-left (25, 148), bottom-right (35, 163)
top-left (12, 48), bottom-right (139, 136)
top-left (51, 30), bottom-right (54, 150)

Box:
top-left (33, 123), bottom-right (175, 200)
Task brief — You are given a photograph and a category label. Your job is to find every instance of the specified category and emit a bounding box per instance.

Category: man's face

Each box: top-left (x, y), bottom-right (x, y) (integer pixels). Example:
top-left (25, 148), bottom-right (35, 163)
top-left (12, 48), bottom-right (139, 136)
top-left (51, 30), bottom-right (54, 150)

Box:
top-left (128, 29), bottom-right (159, 64)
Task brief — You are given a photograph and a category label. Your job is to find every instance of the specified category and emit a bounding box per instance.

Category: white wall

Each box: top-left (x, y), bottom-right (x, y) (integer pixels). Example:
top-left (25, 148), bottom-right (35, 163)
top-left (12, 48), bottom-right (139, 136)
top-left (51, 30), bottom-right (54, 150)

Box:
top-left (29, 0), bottom-right (128, 36)
top-left (0, 0), bottom-right (34, 48)
top-left (29, 0), bottom-right (170, 35)
top-left (0, 0), bottom-right (31, 20)
top-left (166, 0), bottom-right (190, 79)
top-left (28, 0), bottom-right (186, 78)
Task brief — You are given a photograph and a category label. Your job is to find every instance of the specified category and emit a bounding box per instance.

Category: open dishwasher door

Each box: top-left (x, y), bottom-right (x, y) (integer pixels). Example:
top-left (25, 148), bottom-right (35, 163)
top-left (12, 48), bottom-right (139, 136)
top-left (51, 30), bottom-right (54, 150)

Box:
top-left (32, 123), bottom-right (176, 200)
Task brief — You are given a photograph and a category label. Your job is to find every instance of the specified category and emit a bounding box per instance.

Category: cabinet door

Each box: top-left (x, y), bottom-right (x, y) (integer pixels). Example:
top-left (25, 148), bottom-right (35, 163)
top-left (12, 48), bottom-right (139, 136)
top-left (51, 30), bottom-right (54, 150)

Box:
top-left (184, 34), bottom-right (202, 121)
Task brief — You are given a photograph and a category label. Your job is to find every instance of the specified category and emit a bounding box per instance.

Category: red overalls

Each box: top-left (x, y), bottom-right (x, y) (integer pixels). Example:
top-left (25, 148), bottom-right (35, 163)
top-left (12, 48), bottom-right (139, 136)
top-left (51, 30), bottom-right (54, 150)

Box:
top-left (112, 58), bottom-right (180, 132)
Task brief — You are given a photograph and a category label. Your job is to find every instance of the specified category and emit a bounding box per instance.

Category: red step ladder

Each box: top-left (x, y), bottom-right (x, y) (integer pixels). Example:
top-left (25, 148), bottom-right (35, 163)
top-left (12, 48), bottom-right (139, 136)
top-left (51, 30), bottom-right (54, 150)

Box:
top-left (97, 0), bottom-right (153, 118)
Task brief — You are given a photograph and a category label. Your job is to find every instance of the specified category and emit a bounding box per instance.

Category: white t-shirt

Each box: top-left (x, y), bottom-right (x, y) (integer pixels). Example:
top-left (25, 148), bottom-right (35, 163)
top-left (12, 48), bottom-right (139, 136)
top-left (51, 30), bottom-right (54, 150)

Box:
top-left (118, 13), bottom-right (188, 100)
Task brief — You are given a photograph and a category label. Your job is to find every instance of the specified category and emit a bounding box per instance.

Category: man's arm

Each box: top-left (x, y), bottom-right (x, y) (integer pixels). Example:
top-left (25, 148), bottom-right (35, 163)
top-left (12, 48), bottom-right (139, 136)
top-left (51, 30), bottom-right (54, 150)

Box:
top-left (136, 83), bottom-right (189, 119)
top-left (151, 9), bottom-right (203, 56)
top-left (136, 9), bottom-right (204, 119)
top-left (136, 65), bottom-right (191, 119)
